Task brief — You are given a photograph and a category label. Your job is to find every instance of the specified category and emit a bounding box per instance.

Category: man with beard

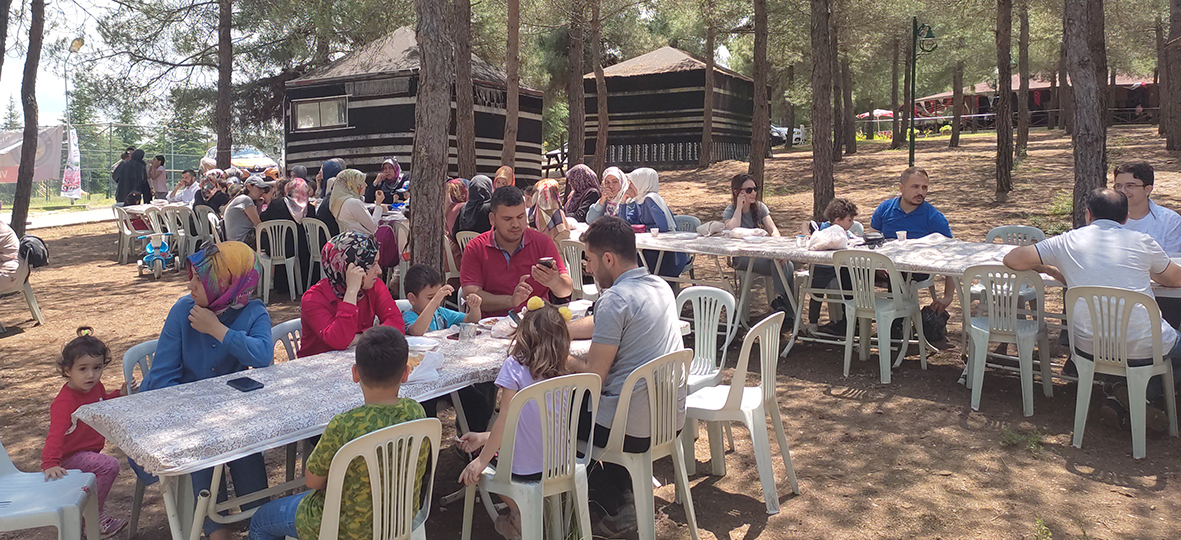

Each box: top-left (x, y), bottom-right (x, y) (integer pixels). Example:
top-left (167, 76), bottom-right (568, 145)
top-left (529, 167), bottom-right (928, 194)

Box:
top-left (869, 166), bottom-right (956, 311)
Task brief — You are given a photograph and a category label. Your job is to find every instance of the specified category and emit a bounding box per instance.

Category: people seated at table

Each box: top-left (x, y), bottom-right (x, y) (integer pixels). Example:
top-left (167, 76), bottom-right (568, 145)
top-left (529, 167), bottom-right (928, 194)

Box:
top-left (259, 177), bottom-right (316, 293)
top-left (870, 166), bottom-right (956, 311)
top-left (460, 186), bottom-right (574, 318)
top-left (367, 158), bottom-right (408, 203)
top-left (457, 304), bottom-right (573, 539)
top-left (140, 241), bottom-right (273, 540)
top-left (315, 158), bottom-right (346, 235)
top-left (297, 232), bottom-right (406, 357)
top-left (41, 327), bottom-right (134, 538)
top-left (329, 168), bottom-right (398, 268)
top-left (563, 164), bottom-right (601, 222)
top-left (622, 167), bottom-right (689, 278)
top-left (452, 175), bottom-right (494, 240)
top-left (566, 216), bottom-right (686, 534)
top-left (223, 175), bottom-right (275, 245)
top-left (194, 169), bottom-right (231, 214)
top-left (445, 178), bottom-right (469, 275)
top-left (806, 197), bottom-right (861, 335)
top-left (247, 325), bottom-right (429, 540)
top-left (1004, 188), bottom-right (1181, 429)
top-left (167, 169), bottom-right (200, 204)
top-left (494, 165), bottom-right (515, 189)
top-left (586, 166), bottom-right (632, 224)
top-left (402, 264), bottom-right (482, 336)
top-left (723, 173), bottom-right (793, 315)
top-left (532, 178), bottom-right (571, 246)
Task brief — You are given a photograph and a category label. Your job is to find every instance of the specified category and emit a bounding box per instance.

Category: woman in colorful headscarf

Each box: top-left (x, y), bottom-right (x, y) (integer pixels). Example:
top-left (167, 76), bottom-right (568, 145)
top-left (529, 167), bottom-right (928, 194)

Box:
top-left (586, 166), bottom-right (632, 224)
top-left (315, 158), bottom-right (346, 236)
top-left (493, 165), bottom-right (515, 189)
top-left (452, 175), bottom-right (494, 240)
top-left (622, 167), bottom-right (689, 277)
top-left (444, 178), bottom-right (470, 276)
top-left (140, 241), bottom-right (272, 540)
top-left (298, 232), bottom-right (406, 357)
top-left (369, 158), bottom-right (407, 203)
top-left (329, 168), bottom-right (399, 268)
top-left (194, 168), bottom-right (231, 214)
top-left (562, 164), bottom-right (601, 222)
top-left (260, 177), bottom-right (317, 292)
top-left (533, 178), bottom-right (570, 246)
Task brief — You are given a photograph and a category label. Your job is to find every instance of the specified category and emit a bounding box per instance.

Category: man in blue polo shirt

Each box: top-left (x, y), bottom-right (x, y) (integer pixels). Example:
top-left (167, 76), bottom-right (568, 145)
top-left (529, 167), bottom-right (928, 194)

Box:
top-left (870, 166), bottom-right (955, 310)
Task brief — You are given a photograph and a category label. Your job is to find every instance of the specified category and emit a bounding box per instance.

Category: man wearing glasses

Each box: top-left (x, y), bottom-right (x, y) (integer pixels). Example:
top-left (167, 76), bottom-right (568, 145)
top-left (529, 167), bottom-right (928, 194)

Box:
top-left (1116, 162), bottom-right (1181, 256)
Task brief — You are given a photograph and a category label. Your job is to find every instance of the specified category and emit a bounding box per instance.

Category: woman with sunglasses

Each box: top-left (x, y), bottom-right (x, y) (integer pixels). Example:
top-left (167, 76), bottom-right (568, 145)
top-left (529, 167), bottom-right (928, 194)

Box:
top-left (723, 173), bottom-right (793, 315)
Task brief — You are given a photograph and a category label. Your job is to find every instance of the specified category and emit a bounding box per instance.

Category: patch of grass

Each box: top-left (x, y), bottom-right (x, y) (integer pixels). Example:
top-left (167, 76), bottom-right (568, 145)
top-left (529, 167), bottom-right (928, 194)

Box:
top-left (1002, 428), bottom-right (1045, 454)
top-left (1034, 518), bottom-right (1053, 540)
top-left (1046, 190), bottom-right (1073, 216)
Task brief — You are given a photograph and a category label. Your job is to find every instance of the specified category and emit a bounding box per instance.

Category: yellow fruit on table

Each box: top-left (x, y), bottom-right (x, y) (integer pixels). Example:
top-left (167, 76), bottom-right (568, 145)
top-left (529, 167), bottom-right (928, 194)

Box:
top-left (558, 306), bottom-right (573, 322)
top-left (527, 296), bottom-right (545, 311)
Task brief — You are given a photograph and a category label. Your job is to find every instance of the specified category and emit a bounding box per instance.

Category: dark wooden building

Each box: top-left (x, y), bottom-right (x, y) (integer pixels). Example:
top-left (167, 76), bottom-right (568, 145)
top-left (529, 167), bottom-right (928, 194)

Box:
top-left (284, 27), bottom-right (544, 182)
top-left (582, 47), bottom-right (755, 169)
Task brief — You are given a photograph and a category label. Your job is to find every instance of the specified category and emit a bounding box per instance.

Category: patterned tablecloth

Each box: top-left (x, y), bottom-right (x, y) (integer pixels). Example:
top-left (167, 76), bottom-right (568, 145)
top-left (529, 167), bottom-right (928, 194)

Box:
top-left (75, 329), bottom-right (591, 476)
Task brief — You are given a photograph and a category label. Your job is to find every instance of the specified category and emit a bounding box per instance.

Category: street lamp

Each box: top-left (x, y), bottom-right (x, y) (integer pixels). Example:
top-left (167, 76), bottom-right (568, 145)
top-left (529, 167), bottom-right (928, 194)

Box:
top-left (64, 37), bottom-right (84, 128)
top-left (908, 18), bottom-right (936, 166)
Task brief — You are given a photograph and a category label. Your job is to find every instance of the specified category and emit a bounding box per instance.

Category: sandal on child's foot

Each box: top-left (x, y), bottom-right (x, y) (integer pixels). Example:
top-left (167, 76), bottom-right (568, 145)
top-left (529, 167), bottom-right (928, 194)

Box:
top-left (494, 510), bottom-right (522, 540)
top-left (100, 516), bottom-right (128, 538)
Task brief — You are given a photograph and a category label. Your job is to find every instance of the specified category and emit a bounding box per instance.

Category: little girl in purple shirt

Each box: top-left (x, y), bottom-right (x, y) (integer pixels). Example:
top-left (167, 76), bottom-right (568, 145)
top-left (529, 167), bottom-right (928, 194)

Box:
top-left (457, 303), bottom-right (572, 539)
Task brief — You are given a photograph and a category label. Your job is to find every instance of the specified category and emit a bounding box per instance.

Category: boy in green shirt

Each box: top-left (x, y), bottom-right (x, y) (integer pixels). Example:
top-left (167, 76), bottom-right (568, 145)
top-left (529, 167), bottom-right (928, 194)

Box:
top-left (248, 325), bottom-right (429, 540)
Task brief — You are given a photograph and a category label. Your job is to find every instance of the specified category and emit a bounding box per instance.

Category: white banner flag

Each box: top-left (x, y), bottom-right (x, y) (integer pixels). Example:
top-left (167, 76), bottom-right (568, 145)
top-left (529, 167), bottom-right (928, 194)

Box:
top-left (61, 127), bottom-right (82, 199)
top-left (0, 126), bottom-right (64, 183)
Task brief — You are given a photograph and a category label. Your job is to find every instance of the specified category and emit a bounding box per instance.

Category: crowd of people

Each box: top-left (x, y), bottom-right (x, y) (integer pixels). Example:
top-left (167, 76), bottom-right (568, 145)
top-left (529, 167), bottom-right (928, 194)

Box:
top-left (24, 156), bottom-right (1181, 540)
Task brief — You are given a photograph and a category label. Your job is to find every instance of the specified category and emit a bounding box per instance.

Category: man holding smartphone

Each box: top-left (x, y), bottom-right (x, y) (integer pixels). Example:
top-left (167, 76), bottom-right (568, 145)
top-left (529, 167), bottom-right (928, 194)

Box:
top-left (460, 186), bottom-right (574, 317)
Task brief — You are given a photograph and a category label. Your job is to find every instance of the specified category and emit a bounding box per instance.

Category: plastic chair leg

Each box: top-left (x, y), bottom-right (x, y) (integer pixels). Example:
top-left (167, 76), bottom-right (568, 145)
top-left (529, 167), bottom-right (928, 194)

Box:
top-left (1017, 335), bottom-right (1036, 417)
top-left (60, 500), bottom-right (82, 540)
top-left (130, 479), bottom-right (145, 538)
top-left (23, 282), bottom-right (45, 325)
top-left (1127, 371), bottom-right (1150, 459)
top-left (460, 485), bottom-right (476, 540)
top-left (1164, 365), bottom-right (1179, 437)
top-left (706, 420), bottom-right (726, 476)
top-left (892, 313), bottom-right (912, 368)
top-left (574, 470), bottom-right (594, 540)
top-left (1038, 333), bottom-right (1054, 397)
top-left (842, 307), bottom-right (857, 377)
top-left (1071, 359), bottom-right (1097, 449)
top-left (261, 265), bottom-right (272, 304)
top-left (746, 407), bottom-right (781, 514)
top-left (968, 332), bottom-right (989, 411)
top-left (83, 485), bottom-right (100, 540)
top-left (627, 456), bottom-right (657, 540)
top-left (682, 419), bottom-right (697, 476)
top-left (725, 424), bottom-right (736, 452)
top-left (286, 263), bottom-right (299, 303)
top-left (768, 400), bottom-right (799, 494)
top-left (671, 436), bottom-right (702, 540)
top-left (877, 316), bottom-right (893, 385)
top-left (858, 317), bottom-right (872, 363)
top-left (913, 311), bottom-right (929, 370)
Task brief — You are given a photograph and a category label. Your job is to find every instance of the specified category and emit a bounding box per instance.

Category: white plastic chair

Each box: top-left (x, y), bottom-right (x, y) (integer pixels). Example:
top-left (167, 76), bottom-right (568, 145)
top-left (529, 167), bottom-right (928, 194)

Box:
top-left (317, 417), bottom-right (441, 540)
top-left (142, 206), bottom-right (166, 234)
top-left (833, 250), bottom-right (928, 384)
top-left (558, 239), bottom-right (598, 301)
top-left (192, 205), bottom-right (220, 248)
top-left (676, 286), bottom-right (736, 393)
top-left (682, 312), bottom-right (798, 514)
top-left (674, 215), bottom-right (701, 279)
top-left (442, 234), bottom-right (462, 309)
top-left (961, 265), bottom-right (1052, 417)
top-left (271, 318), bottom-right (302, 361)
top-left (114, 206), bottom-right (153, 264)
top-left (460, 374), bottom-right (602, 540)
top-left (0, 260), bottom-right (46, 333)
top-left (206, 213), bottom-right (224, 245)
top-left (255, 220), bottom-right (302, 304)
top-left (392, 221), bottom-right (412, 298)
top-left (455, 231), bottom-right (479, 253)
top-left (174, 206), bottom-right (202, 266)
top-left (120, 339), bottom-right (156, 537)
top-left (585, 349), bottom-right (700, 540)
top-left (0, 439), bottom-right (100, 540)
top-left (968, 225), bottom-right (1045, 311)
top-left (1066, 286), bottom-right (1179, 459)
top-left (302, 217), bottom-right (331, 288)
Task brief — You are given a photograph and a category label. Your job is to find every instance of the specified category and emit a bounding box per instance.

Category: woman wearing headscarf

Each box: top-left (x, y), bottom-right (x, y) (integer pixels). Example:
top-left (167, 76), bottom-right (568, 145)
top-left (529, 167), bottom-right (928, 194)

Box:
top-left (194, 169), bottom-right (231, 214)
top-left (289, 165), bottom-right (309, 185)
top-left (452, 175), bottom-right (494, 239)
top-left (113, 149), bottom-right (150, 205)
top-left (315, 158), bottom-right (346, 235)
top-left (586, 166), bottom-right (631, 223)
top-left (562, 164), bottom-right (601, 222)
top-left (493, 166), bottom-right (515, 189)
top-left (533, 178), bottom-right (570, 246)
top-left (260, 177), bottom-right (317, 291)
top-left (622, 167), bottom-right (689, 277)
top-left (140, 242), bottom-right (272, 540)
top-left (329, 169), bottom-right (398, 268)
top-left (298, 232), bottom-right (406, 357)
top-left (444, 179), bottom-right (469, 278)
top-left (368, 158), bottom-right (407, 203)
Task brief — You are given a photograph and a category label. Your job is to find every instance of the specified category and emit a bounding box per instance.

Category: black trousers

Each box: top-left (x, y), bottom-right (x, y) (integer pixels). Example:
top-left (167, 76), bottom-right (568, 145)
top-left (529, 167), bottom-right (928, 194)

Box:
top-left (421, 381), bottom-right (497, 433)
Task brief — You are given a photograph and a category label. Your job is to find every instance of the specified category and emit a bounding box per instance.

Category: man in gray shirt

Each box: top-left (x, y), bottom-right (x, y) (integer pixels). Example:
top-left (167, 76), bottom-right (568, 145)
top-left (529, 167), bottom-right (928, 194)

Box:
top-left (568, 216), bottom-right (684, 534)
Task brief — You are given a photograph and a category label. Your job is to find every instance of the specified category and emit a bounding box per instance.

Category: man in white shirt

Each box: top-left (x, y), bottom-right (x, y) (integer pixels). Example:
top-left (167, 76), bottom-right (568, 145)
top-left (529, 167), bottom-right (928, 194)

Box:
top-left (1004, 188), bottom-right (1181, 428)
top-left (167, 169), bottom-right (200, 204)
top-left (1116, 162), bottom-right (1181, 255)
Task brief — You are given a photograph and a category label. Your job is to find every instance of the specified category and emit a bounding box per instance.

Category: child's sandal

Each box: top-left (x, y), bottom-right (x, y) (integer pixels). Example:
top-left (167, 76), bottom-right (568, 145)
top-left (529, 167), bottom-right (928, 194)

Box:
top-left (494, 510), bottom-right (522, 540)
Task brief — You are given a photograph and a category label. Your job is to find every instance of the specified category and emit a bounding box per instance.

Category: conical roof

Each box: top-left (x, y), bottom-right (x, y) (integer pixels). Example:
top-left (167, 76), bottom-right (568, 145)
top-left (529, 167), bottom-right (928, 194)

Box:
top-left (584, 46), bottom-right (752, 82)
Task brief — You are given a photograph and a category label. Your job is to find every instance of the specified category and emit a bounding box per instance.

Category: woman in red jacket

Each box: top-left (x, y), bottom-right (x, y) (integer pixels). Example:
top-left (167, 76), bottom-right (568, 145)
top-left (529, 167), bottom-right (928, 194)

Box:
top-left (298, 232), bottom-right (406, 357)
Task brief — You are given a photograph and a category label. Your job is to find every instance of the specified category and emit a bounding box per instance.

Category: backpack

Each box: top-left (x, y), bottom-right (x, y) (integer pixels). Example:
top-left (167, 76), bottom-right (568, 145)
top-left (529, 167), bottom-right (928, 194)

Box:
top-left (19, 235), bottom-right (49, 268)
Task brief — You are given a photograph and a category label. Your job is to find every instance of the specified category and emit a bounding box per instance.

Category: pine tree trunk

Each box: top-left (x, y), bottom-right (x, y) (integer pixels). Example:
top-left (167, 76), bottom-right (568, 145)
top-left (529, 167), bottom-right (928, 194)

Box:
top-left (0, 0), bottom-right (12, 80)
top-left (831, 24), bottom-right (843, 162)
top-left (700, 8), bottom-right (715, 168)
top-left (785, 64), bottom-right (796, 147)
top-left (1168, 0), bottom-right (1181, 149)
top-left (1087, 0), bottom-right (1107, 130)
top-left (890, 37), bottom-right (900, 149)
top-left (749, 0), bottom-right (769, 184)
top-left (11, 0), bottom-right (43, 237)
top-left (1048, 69), bottom-right (1058, 130)
top-left (1017, 1), bottom-right (1030, 157)
top-left (503, 0), bottom-right (520, 166)
top-left (411, 0), bottom-right (453, 269)
top-left (567, 0), bottom-right (585, 165)
top-left (1157, 16), bottom-right (1168, 136)
top-left (591, 0), bottom-right (608, 174)
top-left (1067, 0), bottom-right (1105, 228)
top-left (951, 60), bottom-right (963, 147)
top-left (842, 56), bottom-right (856, 154)
top-left (215, 0), bottom-right (232, 169)
top-left (970, 93), bottom-right (978, 133)
top-left (455, 0), bottom-right (477, 178)
top-left (810, 0), bottom-right (834, 221)
top-left (996, 0), bottom-right (1014, 196)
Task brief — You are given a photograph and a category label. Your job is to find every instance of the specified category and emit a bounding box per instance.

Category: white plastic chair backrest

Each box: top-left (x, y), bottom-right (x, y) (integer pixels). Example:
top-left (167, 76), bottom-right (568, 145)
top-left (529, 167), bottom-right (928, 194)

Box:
top-left (394, 221), bottom-right (411, 260)
top-left (122, 340), bottom-right (158, 395)
top-left (113, 206), bottom-right (133, 235)
top-left (1065, 286), bottom-right (1165, 368)
top-left (319, 417), bottom-right (442, 540)
top-left (271, 319), bottom-right (302, 360)
top-left (303, 218), bottom-right (331, 264)
top-left (175, 206), bottom-right (199, 239)
top-left (984, 225), bottom-right (1045, 246)
top-left (491, 373), bottom-right (602, 485)
top-left (558, 240), bottom-right (587, 291)
top-left (442, 233), bottom-right (459, 276)
top-left (603, 349), bottom-right (693, 455)
top-left (160, 207), bottom-right (181, 236)
top-left (0, 439), bottom-right (18, 477)
top-left (455, 231), bottom-right (479, 253)
top-left (207, 213), bottom-right (223, 243)
top-left (674, 215), bottom-right (701, 233)
top-left (675, 286), bottom-right (735, 375)
top-left (193, 205), bottom-right (215, 235)
top-left (143, 206), bottom-right (166, 234)
top-left (833, 250), bottom-right (909, 312)
top-left (723, 312), bottom-right (784, 408)
top-left (961, 265), bottom-right (1045, 334)
top-left (395, 299), bottom-right (411, 313)
top-left (256, 220), bottom-right (297, 260)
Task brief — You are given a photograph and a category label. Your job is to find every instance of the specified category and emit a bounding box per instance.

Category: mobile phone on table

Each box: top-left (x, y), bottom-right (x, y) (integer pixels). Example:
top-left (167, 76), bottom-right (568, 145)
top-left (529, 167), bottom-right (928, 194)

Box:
top-left (538, 257), bottom-right (556, 269)
top-left (227, 376), bottom-right (264, 392)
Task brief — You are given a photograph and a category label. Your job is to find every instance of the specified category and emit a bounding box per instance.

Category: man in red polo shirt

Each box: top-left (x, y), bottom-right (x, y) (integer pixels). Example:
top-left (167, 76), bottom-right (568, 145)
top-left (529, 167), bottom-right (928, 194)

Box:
top-left (461, 185), bottom-right (574, 317)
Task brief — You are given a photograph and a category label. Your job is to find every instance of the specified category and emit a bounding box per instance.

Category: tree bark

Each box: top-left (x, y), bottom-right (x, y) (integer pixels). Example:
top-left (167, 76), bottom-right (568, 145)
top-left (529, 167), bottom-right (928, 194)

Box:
top-left (567, 0), bottom-right (586, 165)
top-left (749, 0), bottom-right (769, 184)
top-left (700, 5), bottom-right (715, 168)
top-left (412, 0), bottom-right (453, 269)
top-left (1168, 0), bottom-right (1181, 149)
top-left (842, 56), bottom-right (855, 154)
top-left (1048, 69), bottom-right (1058, 130)
top-left (455, 0), bottom-right (477, 178)
top-left (1087, 0), bottom-right (1107, 130)
top-left (1157, 16), bottom-right (1168, 136)
top-left (1066, 0), bottom-right (1105, 228)
top-left (1017, 1), bottom-right (1030, 157)
top-left (502, 0), bottom-right (520, 166)
top-left (890, 37), bottom-right (900, 149)
top-left (970, 92), bottom-right (978, 133)
top-left (0, 0), bottom-right (12, 80)
top-left (951, 59), bottom-right (963, 147)
top-left (996, 0), bottom-right (1014, 197)
top-left (810, 0), bottom-right (834, 222)
top-left (831, 22), bottom-right (843, 162)
top-left (215, 0), bottom-right (232, 169)
top-left (11, 0), bottom-right (44, 237)
top-left (1060, 33), bottom-right (1075, 134)
top-left (785, 64), bottom-right (796, 147)
top-left (590, 0), bottom-right (608, 174)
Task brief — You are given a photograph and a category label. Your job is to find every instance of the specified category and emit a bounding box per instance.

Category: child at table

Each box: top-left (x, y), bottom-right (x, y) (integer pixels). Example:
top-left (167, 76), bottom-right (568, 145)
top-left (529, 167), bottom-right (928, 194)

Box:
top-left (41, 327), bottom-right (135, 538)
top-left (247, 325), bottom-right (431, 540)
top-left (457, 303), bottom-right (572, 540)
top-left (402, 264), bottom-right (483, 336)
top-left (805, 198), bottom-right (860, 336)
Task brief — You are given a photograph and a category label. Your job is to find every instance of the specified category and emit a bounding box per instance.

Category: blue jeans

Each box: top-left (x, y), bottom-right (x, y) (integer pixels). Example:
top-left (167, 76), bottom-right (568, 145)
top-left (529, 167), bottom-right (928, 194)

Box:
top-left (248, 491), bottom-right (309, 540)
top-left (190, 453), bottom-right (269, 535)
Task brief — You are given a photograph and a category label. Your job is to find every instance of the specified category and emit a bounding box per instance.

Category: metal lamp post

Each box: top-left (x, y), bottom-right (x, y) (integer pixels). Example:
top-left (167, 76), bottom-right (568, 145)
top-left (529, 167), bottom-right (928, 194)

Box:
top-left (908, 18), bottom-right (936, 166)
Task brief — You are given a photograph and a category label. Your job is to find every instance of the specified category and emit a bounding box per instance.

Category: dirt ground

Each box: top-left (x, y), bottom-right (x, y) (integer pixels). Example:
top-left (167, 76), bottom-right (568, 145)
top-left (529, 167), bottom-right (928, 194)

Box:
top-left (3, 125), bottom-right (1180, 540)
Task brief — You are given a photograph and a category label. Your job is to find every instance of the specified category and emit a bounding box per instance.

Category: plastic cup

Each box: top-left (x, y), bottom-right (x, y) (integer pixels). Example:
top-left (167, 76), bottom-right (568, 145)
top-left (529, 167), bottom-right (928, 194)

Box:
top-left (458, 323), bottom-right (478, 341)
top-left (649, 227), bottom-right (660, 237)
top-left (795, 235), bottom-right (807, 247)
top-left (896, 231), bottom-right (908, 240)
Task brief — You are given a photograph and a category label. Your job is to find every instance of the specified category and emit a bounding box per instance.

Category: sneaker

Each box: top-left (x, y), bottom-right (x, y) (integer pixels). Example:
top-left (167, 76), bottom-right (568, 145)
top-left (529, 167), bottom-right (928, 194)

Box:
top-left (100, 516), bottom-right (127, 538)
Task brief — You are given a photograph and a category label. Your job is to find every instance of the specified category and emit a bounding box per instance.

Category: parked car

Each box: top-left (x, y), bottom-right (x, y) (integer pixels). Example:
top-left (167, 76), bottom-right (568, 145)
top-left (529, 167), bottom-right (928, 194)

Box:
top-left (771, 125), bottom-right (807, 147)
top-left (199, 145), bottom-right (278, 175)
